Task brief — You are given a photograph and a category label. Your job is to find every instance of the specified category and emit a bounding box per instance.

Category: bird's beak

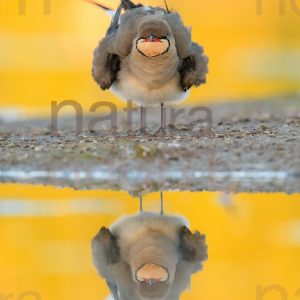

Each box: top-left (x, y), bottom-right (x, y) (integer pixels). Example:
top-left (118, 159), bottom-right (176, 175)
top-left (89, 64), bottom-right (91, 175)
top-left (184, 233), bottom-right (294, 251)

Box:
top-left (149, 34), bottom-right (156, 42)
top-left (136, 34), bottom-right (170, 57)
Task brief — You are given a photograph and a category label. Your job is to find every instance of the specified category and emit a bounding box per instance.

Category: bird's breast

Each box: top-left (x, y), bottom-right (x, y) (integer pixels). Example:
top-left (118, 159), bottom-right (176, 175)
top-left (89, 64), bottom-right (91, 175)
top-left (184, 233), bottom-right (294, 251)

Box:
top-left (110, 68), bottom-right (189, 106)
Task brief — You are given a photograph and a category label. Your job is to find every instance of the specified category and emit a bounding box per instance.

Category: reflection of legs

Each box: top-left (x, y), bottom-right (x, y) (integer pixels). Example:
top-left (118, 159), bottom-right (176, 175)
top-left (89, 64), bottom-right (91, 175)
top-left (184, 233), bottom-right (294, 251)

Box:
top-left (160, 191), bottom-right (164, 215)
top-left (140, 195), bottom-right (143, 213)
top-left (140, 193), bottom-right (164, 214)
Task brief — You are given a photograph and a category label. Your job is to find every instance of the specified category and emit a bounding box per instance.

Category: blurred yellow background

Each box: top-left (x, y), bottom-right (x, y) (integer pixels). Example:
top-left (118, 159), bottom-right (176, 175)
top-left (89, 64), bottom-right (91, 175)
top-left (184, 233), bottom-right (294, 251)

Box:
top-left (0, 185), bottom-right (300, 299)
top-left (1, 1), bottom-right (300, 299)
top-left (0, 0), bottom-right (300, 117)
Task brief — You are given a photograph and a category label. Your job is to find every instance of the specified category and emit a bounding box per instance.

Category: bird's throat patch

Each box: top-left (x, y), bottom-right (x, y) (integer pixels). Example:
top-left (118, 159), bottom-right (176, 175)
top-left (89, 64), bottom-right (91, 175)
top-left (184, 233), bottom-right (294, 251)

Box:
top-left (136, 39), bottom-right (170, 58)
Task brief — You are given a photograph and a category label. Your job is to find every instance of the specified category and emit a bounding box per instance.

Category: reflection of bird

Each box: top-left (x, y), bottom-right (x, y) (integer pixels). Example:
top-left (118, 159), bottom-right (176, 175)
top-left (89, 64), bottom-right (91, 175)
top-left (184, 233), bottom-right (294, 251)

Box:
top-left (90, 0), bottom-right (208, 133)
top-left (92, 211), bottom-right (208, 300)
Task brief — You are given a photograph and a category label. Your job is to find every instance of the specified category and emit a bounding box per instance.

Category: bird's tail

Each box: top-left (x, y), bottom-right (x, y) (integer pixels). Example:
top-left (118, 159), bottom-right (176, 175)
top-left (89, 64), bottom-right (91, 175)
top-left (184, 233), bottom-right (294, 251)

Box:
top-left (84, 0), bottom-right (114, 12)
top-left (85, 0), bottom-right (143, 35)
top-left (121, 0), bottom-right (137, 10)
top-left (121, 0), bottom-right (144, 10)
top-left (85, 0), bottom-right (141, 12)
top-left (163, 0), bottom-right (171, 13)
top-left (107, 1), bottom-right (123, 35)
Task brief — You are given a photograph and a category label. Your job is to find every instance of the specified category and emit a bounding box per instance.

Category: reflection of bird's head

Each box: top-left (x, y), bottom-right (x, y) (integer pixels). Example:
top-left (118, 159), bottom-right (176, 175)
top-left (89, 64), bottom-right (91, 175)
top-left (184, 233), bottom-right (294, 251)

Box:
top-left (129, 233), bottom-right (179, 299)
top-left (136, 263), bottom-right (170, 299)
top-left (135, 17), bottom-right (174, 58)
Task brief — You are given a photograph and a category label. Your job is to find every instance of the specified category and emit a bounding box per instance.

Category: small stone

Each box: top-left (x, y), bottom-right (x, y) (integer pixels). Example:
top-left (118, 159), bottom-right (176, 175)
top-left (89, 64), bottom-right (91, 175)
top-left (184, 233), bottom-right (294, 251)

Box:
top-left (287, 138), bottom-right (296, 142)
top-left (259, 124), bottom-right (267, 130)
top-left (240, 118), bottom-right (250, 123)
top-left (224, 138), bottom-right (232, 145)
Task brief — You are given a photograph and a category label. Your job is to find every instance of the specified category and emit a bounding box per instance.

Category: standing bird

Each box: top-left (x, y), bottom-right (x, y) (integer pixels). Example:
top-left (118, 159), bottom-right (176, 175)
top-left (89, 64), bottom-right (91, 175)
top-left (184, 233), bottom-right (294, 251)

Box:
top-left (91, 0), bottom-right (208, 133)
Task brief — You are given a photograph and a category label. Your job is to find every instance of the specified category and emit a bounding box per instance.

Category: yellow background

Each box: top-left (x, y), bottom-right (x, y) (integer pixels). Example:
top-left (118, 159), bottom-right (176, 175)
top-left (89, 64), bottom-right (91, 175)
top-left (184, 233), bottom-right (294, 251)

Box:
top-left (0, 0), bottom-right (300, 117)
top-left (1, 1), bottom-right (300, 299)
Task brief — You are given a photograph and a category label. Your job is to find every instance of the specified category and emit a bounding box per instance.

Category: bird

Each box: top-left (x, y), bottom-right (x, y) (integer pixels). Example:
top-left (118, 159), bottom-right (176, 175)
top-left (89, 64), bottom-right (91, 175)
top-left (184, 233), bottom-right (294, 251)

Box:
top-left (92, 209), bottom-right (208, 300)
top-left (90, 0), bottom-right (209, 134)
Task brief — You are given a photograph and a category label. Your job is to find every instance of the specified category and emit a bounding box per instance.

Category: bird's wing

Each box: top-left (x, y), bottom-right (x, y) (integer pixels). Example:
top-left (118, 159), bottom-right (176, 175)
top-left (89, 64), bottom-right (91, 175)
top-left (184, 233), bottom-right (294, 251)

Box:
top-left (164, 12), bottom-right (192, 58)
top-left (107, 0), bottom-right (144, 36)
top-left (106, 2), bottom-right (124, 36)
top-left (178, 226), bottom-right (208, 264)
top-left (121, 0), bottom-right (142, 10)
top-left (86, 0), bottom-right (142, 36)
top-left (106, 280), bottom-right (119, 300)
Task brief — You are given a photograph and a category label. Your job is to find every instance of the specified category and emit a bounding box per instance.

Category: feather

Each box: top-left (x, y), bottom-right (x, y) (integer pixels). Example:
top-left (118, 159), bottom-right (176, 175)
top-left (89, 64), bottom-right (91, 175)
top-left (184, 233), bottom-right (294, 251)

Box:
top-left (121, 0), bottom-right (137, 10)
top-left (86, 0), bottom-right (144, 35)
top-left (107, 2), bottom-right (123, 35)
top-left (85, 0), bottom-right (114, 11)
top-left (163, 0), bottom-right (171, 13)
top-left (106, 10), bottom-right (117, 17)
top-left (106, 280), bottom-right (119, 300)
top-left (107, 0), bottom-right (144, 35)
top-left (84, 0), bottom-right (116, 17)
top-left (122, 0), bottom-right (144, 10)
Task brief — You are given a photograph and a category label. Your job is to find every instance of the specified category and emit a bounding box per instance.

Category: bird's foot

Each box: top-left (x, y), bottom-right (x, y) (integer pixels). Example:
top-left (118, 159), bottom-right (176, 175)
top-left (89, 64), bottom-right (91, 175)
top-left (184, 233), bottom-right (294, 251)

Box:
top-left (132, 127), bottom-right (149, 136)
top-left (153, 127), bottom-right (166, 137)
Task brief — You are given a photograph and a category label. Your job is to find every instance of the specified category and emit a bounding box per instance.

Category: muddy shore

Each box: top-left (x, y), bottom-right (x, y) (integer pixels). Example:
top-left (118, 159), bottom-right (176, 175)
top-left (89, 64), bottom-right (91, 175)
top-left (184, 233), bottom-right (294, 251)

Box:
top-left (0, 99), bottom-right (299, 195)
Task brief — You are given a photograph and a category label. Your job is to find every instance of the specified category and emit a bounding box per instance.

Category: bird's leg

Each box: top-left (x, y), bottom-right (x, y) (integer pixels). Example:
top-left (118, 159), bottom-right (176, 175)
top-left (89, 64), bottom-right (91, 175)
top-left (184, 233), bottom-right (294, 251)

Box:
top-left (160, 191), bottom-right (164, 215)
top-left (141, 106), bottom-right (145, 131)
top-left (137, 106), bottom-right (148, 134)
top-left (154, 103), bottom-right (166, 136)
top-left (140, 195), bottom-right (143, 213)
top-left (160, 103), bottom-right (166, 133)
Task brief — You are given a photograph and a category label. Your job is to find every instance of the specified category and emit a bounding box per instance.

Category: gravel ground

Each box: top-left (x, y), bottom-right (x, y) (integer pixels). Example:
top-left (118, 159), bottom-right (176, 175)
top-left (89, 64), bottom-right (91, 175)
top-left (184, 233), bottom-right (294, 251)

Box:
top-left (0, 98), bottom-right (299, 195)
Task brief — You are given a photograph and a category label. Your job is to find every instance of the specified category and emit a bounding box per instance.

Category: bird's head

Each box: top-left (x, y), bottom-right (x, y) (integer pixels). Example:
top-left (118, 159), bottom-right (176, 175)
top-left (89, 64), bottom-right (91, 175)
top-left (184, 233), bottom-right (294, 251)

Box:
top-left (135, 17), bottom-right (174, 58)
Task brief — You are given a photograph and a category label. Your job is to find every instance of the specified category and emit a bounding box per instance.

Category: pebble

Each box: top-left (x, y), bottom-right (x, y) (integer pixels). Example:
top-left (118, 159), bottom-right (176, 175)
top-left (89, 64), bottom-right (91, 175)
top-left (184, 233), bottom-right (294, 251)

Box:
top-left (287, 138), bottom-right (296, 142)
top-left (225, 138), bottom-right (232, 145)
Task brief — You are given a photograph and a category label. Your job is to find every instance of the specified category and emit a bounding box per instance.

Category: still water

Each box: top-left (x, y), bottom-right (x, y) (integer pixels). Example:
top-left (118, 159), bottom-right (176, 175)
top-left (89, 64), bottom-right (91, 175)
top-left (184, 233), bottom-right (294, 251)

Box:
top-left (0, 184), bottom-right (299, 300)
